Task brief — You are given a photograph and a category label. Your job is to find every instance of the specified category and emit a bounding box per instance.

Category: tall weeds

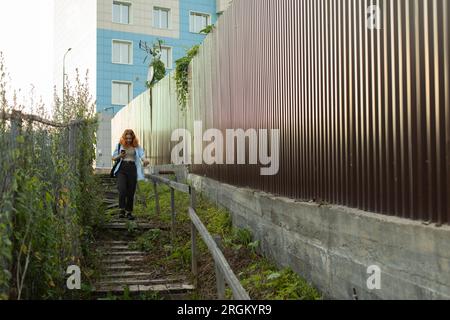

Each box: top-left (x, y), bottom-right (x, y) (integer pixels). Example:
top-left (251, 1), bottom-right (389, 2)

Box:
top-left (0, 53), bottom-right (103, 299)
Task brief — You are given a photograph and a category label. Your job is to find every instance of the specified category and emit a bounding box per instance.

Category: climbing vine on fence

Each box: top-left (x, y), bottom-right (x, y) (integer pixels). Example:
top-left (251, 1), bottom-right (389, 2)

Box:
top-left (173, 24), bottom-right (214, 111)
top-left (200, 25), bottom-right (215, 35)
top-left (148, 60), bottom-right (166, 89)
top-left (0, 54), bottom-right (103, 299)
top-left (174, 45), bottom-right (200, 111)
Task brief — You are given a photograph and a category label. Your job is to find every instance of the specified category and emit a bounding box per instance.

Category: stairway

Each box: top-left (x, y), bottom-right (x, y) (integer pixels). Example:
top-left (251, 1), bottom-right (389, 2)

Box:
top-left (99, 175), bottom-right (120, 210)
top-left (93, 174), bottom-right (195, 299)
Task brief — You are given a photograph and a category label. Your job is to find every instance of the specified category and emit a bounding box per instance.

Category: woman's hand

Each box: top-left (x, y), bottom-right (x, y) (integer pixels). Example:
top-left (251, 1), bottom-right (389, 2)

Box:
top-left (143, 159), bottom-right (150, 167)
top-left (113, 151), bottom-right (126, 161)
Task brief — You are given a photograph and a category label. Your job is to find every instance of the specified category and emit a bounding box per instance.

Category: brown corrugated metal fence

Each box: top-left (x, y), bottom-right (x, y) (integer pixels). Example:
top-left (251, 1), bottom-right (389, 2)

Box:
top-left (183, 0), bottom-right (450, 225)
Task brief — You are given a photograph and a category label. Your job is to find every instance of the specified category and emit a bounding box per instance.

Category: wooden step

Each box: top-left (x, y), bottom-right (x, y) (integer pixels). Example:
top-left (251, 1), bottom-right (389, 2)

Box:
top-left (100, 181), bottom-right (117, 185)
top-left (94, 283), bottom-right (195, 295)
top-left (104, 193), bottom-right (119, 199)
top-left (102, 222), bottom-right (156, 230)
top-left (101, 185), bottom-right (117, 189)
top-left (103, 199), bottom-right (117, 203)
top-left (101, 272), bottom-right (157, 279)
top-left (98, 177), bottom-right (116, 182)
top-left (101, 184), bottom-right (117, 188)
top-left (103, 265), bottom-right (142, 272)
top-left (98, 241), bottom-right (135, 245)
top-left (104, 197), bottom-right (117, 201)
top-left (104, 251), bottom-right (145, 256)
top-left (100, 245), bottom-right (131, 251)
top-left (97, 277), bottom-right (186, 287)
top-left (102, 256), bottom-right (146, 264)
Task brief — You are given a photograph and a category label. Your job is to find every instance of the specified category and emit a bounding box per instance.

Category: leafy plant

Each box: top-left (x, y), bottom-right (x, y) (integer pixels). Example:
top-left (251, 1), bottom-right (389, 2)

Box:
top-left (126, 221), bottom-right (138, 234)
top-left (174, 45), bottom-right (200, 110)
top-left (239, 262), bottom-right (322, 300)
top-left (143, 39), bottom-right (166, 89)
top-left (139, 291), bottom-right (162, 300)
top-left (132, 179), bottom-right (322, 301)
top-left (0, 53), bottom-right (102, 299)
top-left (233, 228), bottom-right (253, 246)
top-left (147, 59), bottom-right (166, 89)
top-left (247, 240), bottom-right (260, 254)
top-left (171, 24), bottom-right (214, 110)
top-left (131, 229), bottom-right (162, 252)
top-left (200, 24), bottom-right (215, 35)
top-left (167, 243), bottom-right (191, 267)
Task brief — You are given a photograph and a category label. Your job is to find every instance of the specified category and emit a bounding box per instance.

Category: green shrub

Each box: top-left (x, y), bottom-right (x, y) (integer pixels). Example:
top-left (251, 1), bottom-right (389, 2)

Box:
top-left (131, 229), bottom-right (162, 252)
top-left (167, 242), bottom-right (191, 268)
top-left (0, 54), bottom-right (102, 299)
top-left (175, 45), bottom-right (200, 110)
top-left (133, 179), bottom-right (322, 300)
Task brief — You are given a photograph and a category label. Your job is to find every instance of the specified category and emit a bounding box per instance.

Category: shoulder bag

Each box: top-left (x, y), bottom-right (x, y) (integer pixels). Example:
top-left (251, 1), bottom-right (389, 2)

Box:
top-left (110, 143), bottom-right (122, 178)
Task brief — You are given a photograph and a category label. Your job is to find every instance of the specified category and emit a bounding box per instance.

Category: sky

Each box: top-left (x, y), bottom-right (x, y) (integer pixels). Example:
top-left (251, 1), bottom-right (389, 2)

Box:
top-left (0, 0), bottom-right (54, 111)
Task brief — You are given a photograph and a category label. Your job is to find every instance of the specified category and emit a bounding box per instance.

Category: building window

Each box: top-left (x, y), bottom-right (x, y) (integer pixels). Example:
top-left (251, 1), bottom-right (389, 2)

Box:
top-left (160, 47), bottom-right (172, 69)
top-left (113, 1), bottom-right (130, 24)
top-left (153, 7), bottom-right (170, 29)
top-left (112, 40), bottom-right (132, 64)
top-left (112, 81), bottom-right (132, 105)
top-left (189, 12), bottom-right (210, 33)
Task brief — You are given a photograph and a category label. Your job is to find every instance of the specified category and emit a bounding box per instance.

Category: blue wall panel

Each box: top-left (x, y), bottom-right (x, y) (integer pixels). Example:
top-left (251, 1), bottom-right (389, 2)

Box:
top-left (96, 0), bottom-right (217, 113)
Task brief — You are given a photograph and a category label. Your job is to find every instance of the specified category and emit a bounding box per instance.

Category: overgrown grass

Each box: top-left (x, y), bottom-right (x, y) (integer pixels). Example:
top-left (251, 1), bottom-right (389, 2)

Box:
top-left (133, 179), bottom-right (322, 300)
top-left (98, 288), bottom-right (163, 301)
top-left (237, 263), bottom-right (321, 300)
top-left (0, 53), bottom-right (103, 300)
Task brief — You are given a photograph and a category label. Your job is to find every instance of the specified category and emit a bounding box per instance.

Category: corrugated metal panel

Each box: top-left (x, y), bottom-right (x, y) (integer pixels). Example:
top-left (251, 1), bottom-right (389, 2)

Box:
top-left (150, 74), bottom-right (185, 165)
top-left (114, 0), bottom-right (450, 225)
top-left (111, 89), bottom-right (152, 156)
top-left (189, 0), bottom-right (450, 224)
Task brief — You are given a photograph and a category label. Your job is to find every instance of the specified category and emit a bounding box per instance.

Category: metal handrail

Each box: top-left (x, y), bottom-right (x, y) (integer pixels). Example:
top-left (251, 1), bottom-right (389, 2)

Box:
top-left (145, 173), bottom-right (251, 300)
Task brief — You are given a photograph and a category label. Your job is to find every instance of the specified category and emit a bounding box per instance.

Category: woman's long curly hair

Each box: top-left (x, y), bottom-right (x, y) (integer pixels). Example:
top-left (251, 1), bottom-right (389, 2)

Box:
top-left (120, 129), bottom-right (140, 148)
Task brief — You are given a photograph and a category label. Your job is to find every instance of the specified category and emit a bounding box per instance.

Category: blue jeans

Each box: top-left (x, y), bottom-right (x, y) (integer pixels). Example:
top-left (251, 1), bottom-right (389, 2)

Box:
top-left (117, 161), bottom-right (137, 212)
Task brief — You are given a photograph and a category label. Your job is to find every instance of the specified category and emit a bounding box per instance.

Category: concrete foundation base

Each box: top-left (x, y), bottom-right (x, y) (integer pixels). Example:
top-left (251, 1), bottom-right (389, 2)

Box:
top-left (188, 174), bottom-right (450, 300)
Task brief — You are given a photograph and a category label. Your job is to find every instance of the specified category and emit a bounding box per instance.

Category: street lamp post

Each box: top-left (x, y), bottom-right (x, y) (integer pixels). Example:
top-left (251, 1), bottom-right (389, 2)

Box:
top-left (62, 48), bottom-right (72, 107)
top-left (104, 106), bottom-right (115, 114)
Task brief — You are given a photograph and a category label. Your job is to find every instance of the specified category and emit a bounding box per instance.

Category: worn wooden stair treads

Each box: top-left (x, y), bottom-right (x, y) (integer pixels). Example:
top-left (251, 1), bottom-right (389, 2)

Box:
top-left (93, 175), bottom-right (195, 298)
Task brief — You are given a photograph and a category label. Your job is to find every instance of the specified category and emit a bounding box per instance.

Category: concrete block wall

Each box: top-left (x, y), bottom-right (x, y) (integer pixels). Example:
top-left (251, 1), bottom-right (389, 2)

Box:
top-left (188, 174), bottom-right (450, 300)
